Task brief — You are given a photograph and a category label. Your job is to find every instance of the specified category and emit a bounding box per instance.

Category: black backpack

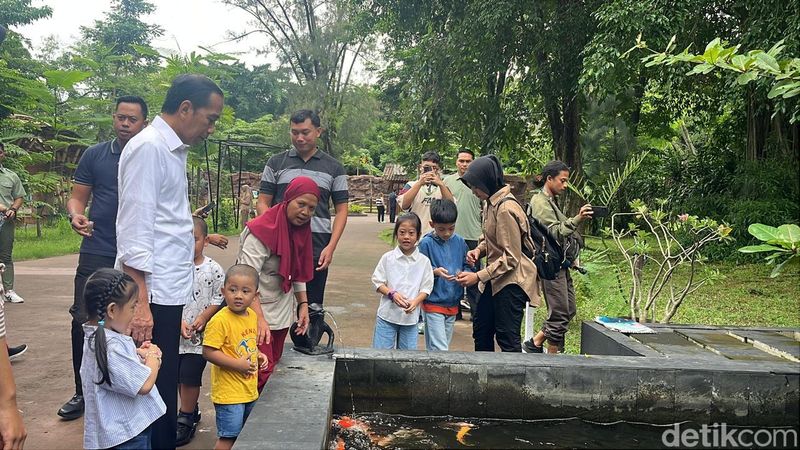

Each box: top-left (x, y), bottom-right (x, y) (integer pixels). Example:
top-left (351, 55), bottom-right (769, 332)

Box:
top-left (496, 197), bottom-right (566, 280)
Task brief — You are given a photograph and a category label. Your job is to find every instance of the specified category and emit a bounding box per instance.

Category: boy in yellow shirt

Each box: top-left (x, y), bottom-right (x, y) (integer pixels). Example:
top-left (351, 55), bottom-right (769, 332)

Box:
top-left (203, 264), bottom-right (268, 450)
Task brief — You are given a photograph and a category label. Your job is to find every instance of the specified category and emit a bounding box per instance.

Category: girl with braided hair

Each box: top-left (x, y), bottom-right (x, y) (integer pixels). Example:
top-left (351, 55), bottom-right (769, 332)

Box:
top-left (80, 268), bottom-right (166, 449)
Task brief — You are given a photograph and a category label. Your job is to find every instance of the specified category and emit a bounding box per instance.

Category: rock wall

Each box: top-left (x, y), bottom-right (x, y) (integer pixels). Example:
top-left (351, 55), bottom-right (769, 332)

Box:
top-left (347, 173), bottom-right (531, 205)
top-left (348, 175), bottom-right (406, 204)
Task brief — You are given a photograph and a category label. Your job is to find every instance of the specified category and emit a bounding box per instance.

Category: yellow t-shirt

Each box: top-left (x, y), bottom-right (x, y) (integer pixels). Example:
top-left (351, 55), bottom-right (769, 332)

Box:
top-left (203, 307), bottom-right (259, 404)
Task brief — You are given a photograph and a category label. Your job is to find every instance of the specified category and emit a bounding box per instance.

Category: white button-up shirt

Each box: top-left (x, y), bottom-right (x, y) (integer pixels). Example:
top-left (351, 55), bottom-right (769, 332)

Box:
top-left (116, 116), bottom-right (193, 306)
top-left (372, 246), bottom-right (434, 326)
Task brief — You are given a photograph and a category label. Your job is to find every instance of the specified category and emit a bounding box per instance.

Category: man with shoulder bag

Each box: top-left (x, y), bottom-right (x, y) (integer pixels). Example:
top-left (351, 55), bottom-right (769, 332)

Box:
top-left (523, 161), bottom-right (592, 354)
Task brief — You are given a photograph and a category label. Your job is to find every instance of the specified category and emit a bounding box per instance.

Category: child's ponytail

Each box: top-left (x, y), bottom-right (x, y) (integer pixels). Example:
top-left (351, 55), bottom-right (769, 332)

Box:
top-left (84, 268), bottom-right (138, 387)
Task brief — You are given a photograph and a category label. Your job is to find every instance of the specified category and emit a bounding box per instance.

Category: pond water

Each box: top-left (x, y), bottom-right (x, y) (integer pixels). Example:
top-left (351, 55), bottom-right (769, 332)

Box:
top-left (329, 413), bottom-right (797, 449)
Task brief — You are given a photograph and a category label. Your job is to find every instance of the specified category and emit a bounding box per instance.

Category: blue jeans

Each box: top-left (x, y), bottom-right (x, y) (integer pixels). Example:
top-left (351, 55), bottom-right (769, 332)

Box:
top-left (111, 426), bottom-right (151, 449)
top-left (423, 311), bottom-right (456, 351)
top-left (372, 317), bottom-right (418, 350)
top-left (215, 401), bottom-right (256, 438)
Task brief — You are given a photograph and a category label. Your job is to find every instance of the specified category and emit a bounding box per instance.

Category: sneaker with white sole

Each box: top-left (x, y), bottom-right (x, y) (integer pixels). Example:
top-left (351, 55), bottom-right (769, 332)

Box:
top-left (4, 290), bottom-right (24, 303)
top-left (8, 344), bottom-right (27, 361)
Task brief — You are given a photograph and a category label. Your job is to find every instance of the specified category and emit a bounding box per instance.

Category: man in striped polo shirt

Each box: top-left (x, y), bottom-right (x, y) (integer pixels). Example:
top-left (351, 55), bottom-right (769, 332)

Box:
top-left (256, 110), bottom-right (349, 306)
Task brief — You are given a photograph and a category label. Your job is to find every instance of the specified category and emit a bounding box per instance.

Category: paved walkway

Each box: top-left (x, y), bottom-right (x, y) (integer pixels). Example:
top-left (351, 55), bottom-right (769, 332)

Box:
top-left (5, 215), bottom-right (477, 449)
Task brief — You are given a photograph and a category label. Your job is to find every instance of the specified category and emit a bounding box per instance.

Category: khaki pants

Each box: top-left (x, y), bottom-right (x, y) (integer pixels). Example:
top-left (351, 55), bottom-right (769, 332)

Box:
top-left (541, 268), bottom-right (576, 350)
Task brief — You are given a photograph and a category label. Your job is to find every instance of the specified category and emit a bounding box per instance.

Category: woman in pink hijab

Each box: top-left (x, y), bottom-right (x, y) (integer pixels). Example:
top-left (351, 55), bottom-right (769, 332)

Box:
top-left (237, 176), bottom-right (320, 390)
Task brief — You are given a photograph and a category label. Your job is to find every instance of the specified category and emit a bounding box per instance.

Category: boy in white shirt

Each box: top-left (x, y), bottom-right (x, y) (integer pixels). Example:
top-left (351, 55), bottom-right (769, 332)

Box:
top-left (176, 217), bottom-right (224, 446)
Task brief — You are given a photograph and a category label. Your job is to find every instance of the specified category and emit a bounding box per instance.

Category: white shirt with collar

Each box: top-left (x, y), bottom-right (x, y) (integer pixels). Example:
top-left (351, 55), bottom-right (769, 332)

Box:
top-left (116, 115), bottom-right (193, 306)
top-left (371, 246), bottom-right (434, 326)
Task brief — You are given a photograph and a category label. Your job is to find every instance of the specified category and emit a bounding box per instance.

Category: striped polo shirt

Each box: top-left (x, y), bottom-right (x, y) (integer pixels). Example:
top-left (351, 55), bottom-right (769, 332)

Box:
top-left (259, 148), bottom-right (349, 255)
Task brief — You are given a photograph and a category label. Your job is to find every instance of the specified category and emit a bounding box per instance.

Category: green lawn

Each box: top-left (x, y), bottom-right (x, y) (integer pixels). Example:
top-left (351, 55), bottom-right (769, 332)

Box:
top-left (12, 218), bottom-right (242, 261)
top-left (557, 236), bottom-right (800, 353)
top-left (378, 229), bottom-right (800, 354)
top-left (12, 219), bottom-right (83, 261)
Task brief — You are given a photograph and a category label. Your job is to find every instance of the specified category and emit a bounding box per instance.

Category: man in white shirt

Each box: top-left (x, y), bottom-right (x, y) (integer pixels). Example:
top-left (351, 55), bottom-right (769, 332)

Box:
top-left (116, 74), bottom-right (223, 450)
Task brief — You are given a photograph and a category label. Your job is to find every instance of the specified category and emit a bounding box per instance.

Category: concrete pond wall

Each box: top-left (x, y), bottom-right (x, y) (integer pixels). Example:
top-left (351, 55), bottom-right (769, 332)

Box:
top-left (237, 322), bottom-right (799, 449)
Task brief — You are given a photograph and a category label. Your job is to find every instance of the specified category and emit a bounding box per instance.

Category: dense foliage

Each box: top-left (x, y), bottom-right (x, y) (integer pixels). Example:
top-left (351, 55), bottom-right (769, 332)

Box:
top-left (1, 0), bottom-right (797, 259)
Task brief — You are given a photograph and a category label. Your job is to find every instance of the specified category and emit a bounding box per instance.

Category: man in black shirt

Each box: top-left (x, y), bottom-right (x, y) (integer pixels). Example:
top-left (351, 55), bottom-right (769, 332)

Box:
top-left (59, 96), bottom-right (149, 420)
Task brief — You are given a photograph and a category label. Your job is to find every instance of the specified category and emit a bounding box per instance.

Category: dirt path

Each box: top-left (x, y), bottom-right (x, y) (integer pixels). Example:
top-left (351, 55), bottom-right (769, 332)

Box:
top-left (5, 215), bottom-right (476, 449)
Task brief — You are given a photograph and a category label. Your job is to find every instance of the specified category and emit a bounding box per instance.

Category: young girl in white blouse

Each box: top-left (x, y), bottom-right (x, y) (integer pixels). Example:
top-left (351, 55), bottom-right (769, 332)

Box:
top-left (371, 213), bottom-right (434, 350)
top-left (80, 268), bottom-right (165, 450)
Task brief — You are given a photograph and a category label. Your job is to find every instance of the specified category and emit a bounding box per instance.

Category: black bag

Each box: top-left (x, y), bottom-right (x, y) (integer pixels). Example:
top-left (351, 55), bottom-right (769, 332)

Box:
top-left (496, 197), bottom-right (563, 280)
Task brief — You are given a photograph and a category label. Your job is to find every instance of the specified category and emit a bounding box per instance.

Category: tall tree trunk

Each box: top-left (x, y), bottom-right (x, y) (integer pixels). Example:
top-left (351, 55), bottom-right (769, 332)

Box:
top-left (561, 93), bottom-right (582, 179)
top-left (630, 74), bottom-right (646, 134)
top-left (746, 87), bottom-right (769, 161)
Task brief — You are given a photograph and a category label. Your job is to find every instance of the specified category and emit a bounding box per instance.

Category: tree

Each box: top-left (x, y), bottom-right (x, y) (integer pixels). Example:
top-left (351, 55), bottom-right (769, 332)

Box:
top-left (223, 0), bottom-right (373, 155)
top-left (73, 0), bottom-right (163, 99)
top-left (215, 62), bottom-right (290, 122)
top-left (0, 0), bottom-right (51, 29)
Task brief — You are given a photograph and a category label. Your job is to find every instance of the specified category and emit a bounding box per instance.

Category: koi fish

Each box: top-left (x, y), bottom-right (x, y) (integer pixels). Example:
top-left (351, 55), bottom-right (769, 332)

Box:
top-left (452, 422), bottom-right (475, 447)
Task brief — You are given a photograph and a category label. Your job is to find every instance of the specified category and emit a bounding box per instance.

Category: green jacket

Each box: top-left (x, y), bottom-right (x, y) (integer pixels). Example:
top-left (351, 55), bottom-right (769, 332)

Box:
top-left (528, 191), bottom-right (577, 241)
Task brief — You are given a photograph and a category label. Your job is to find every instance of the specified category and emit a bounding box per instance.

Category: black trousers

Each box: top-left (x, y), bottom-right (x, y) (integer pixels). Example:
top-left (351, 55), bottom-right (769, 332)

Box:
top-left (150, 303), bottom-right (183, 450)
top-left (389, 204), bottom-right (396, 223)
top-left (306, 253), bottom-right (329, 305)
top-left (70, 253), bottom-right (116, 395)
top-left (377, 206), bottom-right (385, 222)
top-left (472, 282), bottom-right (527, 352)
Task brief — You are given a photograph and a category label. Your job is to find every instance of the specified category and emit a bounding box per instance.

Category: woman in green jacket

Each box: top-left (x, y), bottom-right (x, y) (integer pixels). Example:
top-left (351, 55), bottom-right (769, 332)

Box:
top-left (523, 161), bottom-right (593, 354)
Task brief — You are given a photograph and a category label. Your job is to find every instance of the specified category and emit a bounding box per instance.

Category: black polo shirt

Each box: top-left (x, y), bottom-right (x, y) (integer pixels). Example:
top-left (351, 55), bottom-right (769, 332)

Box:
top-left (73, 139), bottom-right (122, 257)
top-left (259, 148), bottom-right (349, 255)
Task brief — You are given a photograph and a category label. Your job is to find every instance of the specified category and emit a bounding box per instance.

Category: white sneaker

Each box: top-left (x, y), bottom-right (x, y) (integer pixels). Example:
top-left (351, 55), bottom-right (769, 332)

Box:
top-left (5, 290), bottom-right (24, 303)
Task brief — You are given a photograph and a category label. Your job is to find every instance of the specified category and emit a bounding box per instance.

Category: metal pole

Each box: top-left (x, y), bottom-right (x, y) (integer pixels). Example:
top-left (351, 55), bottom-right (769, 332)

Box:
top-left (215, 141), bottom-right (223, 233)
top-left (203, 140), bottom-right (215, 231)
top-left (227, 143), bottom-right (236, 228)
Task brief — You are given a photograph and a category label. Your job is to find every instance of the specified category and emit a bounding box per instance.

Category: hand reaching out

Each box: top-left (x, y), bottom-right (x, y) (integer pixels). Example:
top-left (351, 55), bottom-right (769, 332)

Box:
top-left (433, 267), bottom-right (456, 281)
top-left (466, 249), bottom-right (481, 266)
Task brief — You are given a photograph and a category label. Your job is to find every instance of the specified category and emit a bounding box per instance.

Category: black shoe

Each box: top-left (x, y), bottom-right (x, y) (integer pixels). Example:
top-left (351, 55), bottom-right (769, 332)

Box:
top-left (7, 344), bottom-right (27, 361)
top-left (176, 412), bottom-right (197, 447)
top-left (57, 394), bottom-right (84, 420)
top-left (523, 339), bottom-right (543, 354)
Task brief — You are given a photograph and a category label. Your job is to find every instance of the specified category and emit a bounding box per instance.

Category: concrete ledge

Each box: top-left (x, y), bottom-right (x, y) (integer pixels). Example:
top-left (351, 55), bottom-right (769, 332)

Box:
top-left (332, 347), bottom-right (799, 427)
top-left (580, 321), bottom-right (661, 356)
top-left (237, 344), bottom-right (335, 450)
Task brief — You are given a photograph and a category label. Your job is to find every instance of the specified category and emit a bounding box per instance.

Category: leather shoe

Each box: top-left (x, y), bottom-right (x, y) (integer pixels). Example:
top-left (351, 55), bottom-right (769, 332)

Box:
top-left (58, 394), bottom-right (84, 420)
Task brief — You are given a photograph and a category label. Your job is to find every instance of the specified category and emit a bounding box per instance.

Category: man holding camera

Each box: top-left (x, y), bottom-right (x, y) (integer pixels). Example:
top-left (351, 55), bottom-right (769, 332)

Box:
top-left (398, 151), bottom-right (454, 236)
